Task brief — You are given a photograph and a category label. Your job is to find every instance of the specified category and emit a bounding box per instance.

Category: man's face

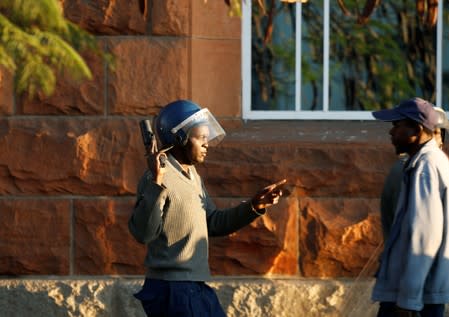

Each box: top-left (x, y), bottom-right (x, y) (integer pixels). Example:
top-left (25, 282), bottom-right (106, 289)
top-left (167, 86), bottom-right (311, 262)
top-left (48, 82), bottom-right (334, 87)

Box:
top-left (185, 125), bottom-right (210, 164)
top-left (389, 119), bottom-right (417, 154)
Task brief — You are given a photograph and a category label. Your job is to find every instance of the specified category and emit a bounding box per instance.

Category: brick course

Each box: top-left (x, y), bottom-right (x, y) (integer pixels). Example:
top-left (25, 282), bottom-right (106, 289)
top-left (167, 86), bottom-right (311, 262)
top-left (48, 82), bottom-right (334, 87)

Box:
top-left (0, 0), bottom-right (396, 279)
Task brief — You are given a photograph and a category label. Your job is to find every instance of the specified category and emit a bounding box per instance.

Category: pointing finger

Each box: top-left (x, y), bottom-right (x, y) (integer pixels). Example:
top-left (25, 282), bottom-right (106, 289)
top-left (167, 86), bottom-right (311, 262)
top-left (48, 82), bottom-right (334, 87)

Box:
top-left (262, 179), bottom-right (287, 194)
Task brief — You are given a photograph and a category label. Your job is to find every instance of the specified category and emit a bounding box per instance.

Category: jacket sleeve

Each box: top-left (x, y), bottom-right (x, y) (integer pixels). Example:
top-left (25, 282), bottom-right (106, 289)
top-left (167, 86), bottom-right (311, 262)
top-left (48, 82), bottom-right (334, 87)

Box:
top-left (128, 172), bottom-right (167, 244)
top-left (397, 159), bottom-right (444, 310)
top-left (202, 180), bottom-right (263, 237)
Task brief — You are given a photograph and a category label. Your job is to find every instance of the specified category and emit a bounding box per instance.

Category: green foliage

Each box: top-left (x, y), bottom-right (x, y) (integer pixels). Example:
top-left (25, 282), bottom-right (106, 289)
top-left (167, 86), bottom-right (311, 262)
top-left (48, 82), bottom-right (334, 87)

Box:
top-left (0, 0), bottom-right (111, 98)
top-left (227, 0), bottom-right (243, 17)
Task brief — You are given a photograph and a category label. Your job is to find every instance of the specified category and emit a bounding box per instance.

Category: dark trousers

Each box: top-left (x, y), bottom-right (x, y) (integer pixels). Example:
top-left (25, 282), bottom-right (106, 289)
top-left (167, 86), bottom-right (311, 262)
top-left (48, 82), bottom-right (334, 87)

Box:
top-left (134, 278), bottom-right (227, 317)
top-left (377, 302), bottom-right (445, 317)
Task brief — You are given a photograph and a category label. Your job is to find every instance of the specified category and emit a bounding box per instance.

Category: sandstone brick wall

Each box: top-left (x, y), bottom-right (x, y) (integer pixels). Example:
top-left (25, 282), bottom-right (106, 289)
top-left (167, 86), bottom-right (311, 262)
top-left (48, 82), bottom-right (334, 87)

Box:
top-left (0, 0), bottom-right (405, 302)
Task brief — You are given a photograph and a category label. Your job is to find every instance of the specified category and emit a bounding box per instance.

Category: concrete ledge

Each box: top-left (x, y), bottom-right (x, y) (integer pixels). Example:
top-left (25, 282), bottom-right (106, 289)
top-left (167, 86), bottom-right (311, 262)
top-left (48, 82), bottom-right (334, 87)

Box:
top-left (0, 277), bottom-right (381, 317)
top-left (1, 277), bottom-right (448, 316)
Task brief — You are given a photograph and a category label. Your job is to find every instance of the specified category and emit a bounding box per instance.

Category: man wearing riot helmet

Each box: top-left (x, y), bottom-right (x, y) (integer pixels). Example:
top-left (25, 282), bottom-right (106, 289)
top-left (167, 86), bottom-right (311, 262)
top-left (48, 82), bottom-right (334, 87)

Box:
top-left (128, 100), bottom-right (286, 317)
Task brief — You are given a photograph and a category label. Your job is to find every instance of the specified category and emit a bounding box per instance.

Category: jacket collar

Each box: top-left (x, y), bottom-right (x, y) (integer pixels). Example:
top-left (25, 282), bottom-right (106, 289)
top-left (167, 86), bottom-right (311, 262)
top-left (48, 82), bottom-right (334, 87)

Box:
top-left (404, 138), bottom-right (438, 171)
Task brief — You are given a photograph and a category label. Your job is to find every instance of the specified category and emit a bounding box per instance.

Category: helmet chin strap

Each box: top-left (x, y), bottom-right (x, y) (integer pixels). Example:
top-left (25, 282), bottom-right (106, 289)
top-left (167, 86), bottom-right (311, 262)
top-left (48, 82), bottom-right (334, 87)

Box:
top-left (171, 144), bottom-right (194, 167)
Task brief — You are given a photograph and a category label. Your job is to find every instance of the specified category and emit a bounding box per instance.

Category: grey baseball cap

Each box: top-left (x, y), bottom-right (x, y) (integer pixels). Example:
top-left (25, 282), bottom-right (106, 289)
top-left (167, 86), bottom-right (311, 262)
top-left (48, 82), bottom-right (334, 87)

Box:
top-left (372, 97), bottom-right (439, 130)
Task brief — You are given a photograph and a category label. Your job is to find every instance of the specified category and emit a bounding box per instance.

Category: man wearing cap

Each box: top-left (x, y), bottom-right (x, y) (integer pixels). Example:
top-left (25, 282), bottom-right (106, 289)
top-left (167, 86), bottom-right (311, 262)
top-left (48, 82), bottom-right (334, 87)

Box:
top-left (380, 106), bottom-right (449, 242)
top-left (371, 97), bottom-right (449, 317)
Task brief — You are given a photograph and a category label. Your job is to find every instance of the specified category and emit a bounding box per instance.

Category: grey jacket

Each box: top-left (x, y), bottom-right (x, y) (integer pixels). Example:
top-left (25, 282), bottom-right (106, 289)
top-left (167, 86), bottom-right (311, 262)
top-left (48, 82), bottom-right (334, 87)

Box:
top-left (372, 139), bottom-right (449, 310)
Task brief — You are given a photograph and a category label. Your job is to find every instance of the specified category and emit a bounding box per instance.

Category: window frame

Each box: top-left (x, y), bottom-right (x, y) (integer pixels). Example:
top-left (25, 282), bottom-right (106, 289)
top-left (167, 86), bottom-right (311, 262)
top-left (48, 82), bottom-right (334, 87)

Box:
top-left (241, 0), bottom-right (446, 120)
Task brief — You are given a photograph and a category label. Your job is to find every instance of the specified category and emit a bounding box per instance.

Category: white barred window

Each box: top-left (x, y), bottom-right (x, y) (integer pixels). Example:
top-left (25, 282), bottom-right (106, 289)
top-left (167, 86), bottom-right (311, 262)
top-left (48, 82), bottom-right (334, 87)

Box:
top-left (242, 0), bottom-right (449, 120)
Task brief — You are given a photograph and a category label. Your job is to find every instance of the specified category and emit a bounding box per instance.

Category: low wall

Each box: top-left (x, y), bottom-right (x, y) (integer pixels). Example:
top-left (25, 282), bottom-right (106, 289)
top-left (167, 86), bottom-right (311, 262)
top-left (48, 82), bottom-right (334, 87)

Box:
top-left (0, 277), bottom-right (380, 317)
top-left (4, 278), bottom-right (449, 316)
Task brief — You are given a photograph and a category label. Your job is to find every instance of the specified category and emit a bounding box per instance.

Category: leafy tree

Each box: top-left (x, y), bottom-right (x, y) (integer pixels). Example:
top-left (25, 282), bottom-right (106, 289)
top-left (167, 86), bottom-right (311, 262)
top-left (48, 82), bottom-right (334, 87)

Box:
top-left (0, 0), bottom-right (111, 97)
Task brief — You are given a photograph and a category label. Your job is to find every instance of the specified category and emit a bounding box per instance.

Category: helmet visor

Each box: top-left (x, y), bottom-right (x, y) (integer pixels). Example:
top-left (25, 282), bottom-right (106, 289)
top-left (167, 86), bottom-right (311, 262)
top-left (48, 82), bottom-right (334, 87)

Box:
top-left (171, 108), bottom-right (226, 146)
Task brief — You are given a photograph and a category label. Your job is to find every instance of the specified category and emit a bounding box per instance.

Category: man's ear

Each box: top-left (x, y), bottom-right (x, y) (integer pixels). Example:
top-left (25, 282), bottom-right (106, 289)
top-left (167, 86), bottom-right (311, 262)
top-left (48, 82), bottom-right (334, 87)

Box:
top-left (405, 123), bottom-right (421, 137)
top-left (416, 124), bottom-right (424, 135)
top-left (415, 124), bottom-right (434, 140)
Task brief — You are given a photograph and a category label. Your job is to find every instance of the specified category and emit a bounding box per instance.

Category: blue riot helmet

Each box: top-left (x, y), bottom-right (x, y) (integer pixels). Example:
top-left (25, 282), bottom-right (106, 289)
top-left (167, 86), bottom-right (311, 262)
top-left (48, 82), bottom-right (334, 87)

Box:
top-left (154, 100), bottom-right (226, 148)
